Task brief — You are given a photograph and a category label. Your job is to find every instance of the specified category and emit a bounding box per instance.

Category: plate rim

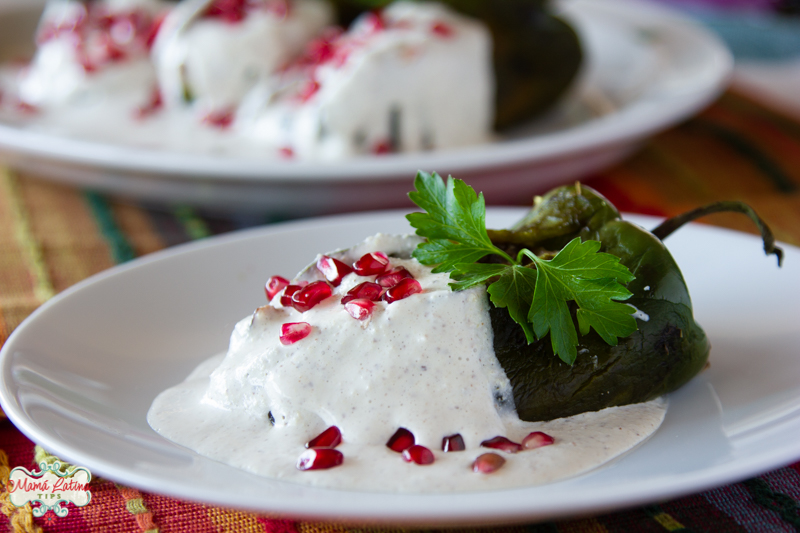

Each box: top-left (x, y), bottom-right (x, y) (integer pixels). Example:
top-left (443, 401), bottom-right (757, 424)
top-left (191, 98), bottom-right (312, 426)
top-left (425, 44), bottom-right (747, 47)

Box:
top-left (2, 208), bottom-right (800, 526)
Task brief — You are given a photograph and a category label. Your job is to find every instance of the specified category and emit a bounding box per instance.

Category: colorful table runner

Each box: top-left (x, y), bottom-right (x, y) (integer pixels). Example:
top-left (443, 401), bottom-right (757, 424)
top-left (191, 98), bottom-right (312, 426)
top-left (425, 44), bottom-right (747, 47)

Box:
top-left (2, 90), bottom-right (800, 532)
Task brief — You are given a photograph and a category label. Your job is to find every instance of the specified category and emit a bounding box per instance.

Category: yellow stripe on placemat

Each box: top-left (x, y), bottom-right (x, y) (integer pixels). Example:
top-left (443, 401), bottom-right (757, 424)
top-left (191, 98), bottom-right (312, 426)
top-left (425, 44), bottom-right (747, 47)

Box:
top-left (116, 484), bottom-right (160, 533)
top-left (0, 169), bottom-right (55, 304)
top-left (555, 517), bottom-right (610, 533)
top-left (651, 512), bottom-right (685, 531)
top-left (206, 506), bottom-right (266, 532)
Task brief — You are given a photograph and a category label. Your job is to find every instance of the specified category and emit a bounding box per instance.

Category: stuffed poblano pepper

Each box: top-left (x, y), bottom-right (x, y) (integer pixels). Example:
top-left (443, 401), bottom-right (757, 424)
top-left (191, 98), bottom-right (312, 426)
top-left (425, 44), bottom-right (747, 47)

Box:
top-left (329, 0), bottom-right (583, 130)
top-left (408, 172), bottom-right (783, 422)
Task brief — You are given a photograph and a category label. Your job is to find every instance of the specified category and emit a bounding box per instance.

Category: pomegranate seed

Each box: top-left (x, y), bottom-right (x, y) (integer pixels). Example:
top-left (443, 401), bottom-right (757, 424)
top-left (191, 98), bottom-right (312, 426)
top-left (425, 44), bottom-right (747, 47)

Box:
top-left (316, 255), bottom-right (353, 287)
top-left (280, 283), bottom-right (305, 307)
top-left (522, 431), bottom-right (555, 450)
top-left (145, 13), bottom-right (166, 50)
top-left (480, 436), bottom-right (522, 454)
top-left (376, 267), bottom-right (413, 288)
top-left (341, 282), bottom-right (383, 304)
top-left (280, 322), bottom-right (311, 345)
top-left (265, 0), bottom-right (289, 17)
top-left (344, 299), bottom-right (375, 321)
top-left (134, 86), bottom-right (162, 119)
top-left (402, 445), bottom-right (435, 465)
top-left (265, 275), bottom-right (290, 300)
top-left (306, 426), bottom-right (342, 449)
top-left (372, 140), bottom-right (392, 155)
top-left (202, 108), bottom-right (235, 129)
top-left (80, 55), bottom-right (97, 73)
top-left (291, 280), bottom-right (333, 312)
top-left (441, 434), bottom-right (465, 452)
top-left (297, 79), bottom-right (320, 103)
top-left (362, 11), bottom-right (386, 33)
top-left (431, 22), bottom-right (453, 37)
top-left (14, 101), bottom-right (39, 115)
top-left (383, 278), bottom-right (422, 303)
top-left (204, 0), bottom-right (248, 23)
top-left (386, 428), bottom-right (415, 453)
top-left (353, 252), bottom-right (389, 276)
top-left (305, 36), bottom-right (337, 65)
top-left (472, 453), bottom-right (506, 474)
top-left (296, 448), bottom-right (343, 471)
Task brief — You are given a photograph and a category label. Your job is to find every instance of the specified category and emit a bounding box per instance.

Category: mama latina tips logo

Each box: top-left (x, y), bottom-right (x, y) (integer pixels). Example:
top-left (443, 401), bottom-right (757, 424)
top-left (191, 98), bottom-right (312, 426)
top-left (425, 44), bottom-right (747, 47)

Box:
top-left (8, 461), bottom-right (92, 518)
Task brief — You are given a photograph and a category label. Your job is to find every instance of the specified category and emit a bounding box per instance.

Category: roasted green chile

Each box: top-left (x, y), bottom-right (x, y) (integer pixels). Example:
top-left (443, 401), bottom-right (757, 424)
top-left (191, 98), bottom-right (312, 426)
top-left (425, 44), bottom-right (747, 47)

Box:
top-left (486, 184), bottom-right (781, 422)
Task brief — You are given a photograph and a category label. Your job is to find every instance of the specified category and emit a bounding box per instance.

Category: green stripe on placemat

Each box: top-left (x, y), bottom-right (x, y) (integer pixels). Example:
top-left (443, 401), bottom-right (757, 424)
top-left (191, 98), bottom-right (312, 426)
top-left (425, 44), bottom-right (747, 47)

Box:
top-left (85, 191), bottom-right (137, 264)
top-left (744, 478), bottom-right (800, 529)
top-left (173, 205), bottom-right (212, 240)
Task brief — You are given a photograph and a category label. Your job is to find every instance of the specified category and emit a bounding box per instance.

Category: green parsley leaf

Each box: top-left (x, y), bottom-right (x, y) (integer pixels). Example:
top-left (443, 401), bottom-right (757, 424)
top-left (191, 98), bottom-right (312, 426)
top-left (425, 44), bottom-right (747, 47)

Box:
top-left (449, 262), bottom-right (508, 291)
top-left (523, 239), bottom-right (636, 364)
top-left (406, 173), bottom-right (638, 364)
top-left (485, 265), bottom-right (539, 344)
top-left (407, 171), bottom-right (514, 272)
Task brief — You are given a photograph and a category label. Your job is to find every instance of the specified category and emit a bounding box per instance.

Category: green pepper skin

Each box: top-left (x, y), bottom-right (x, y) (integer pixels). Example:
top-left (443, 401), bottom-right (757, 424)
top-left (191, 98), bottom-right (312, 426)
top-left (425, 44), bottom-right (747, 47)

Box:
top-left (488, 185), bottom-right (710, 422)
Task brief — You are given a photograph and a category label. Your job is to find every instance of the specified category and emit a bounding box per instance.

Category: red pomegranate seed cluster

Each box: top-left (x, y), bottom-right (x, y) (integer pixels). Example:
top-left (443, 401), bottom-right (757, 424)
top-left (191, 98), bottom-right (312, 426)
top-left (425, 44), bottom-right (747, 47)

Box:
top-left (267, 250), bottom-right (424, 343)
top-left (202, 108), bottom-right (236, 129)
top-left (36, 3), bottom-right (160, 74)
top-left (203, 0), bottom-right (289, 24)
top-left (294, 424), bottom-right (554, 472)
top-left (380, 428), bottom-right (555, 471)
top-left (386, 428), bottom-right (433, 465)
top-left (283, 9), bottom-right (423, 109)
top-left (298, 425), bottom-right (344, 471)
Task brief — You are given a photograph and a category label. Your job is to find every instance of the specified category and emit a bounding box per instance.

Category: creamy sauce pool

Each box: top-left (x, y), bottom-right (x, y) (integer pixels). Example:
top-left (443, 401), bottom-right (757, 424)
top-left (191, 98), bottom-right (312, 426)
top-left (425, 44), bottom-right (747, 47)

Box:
top-left (147, 234), bottom-right (666, 493)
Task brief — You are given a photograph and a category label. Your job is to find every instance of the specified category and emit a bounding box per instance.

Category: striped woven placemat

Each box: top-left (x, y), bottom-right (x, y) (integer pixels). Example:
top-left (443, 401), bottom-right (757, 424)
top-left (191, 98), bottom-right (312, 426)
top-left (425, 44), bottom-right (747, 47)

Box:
top-left (1, 90), bottom-right (800, 532)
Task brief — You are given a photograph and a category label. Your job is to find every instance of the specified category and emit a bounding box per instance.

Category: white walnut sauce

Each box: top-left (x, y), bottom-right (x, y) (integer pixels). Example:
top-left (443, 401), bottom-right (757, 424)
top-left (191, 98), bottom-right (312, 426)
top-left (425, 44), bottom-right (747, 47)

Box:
top-left (147, 234), bottom-right (666, 493)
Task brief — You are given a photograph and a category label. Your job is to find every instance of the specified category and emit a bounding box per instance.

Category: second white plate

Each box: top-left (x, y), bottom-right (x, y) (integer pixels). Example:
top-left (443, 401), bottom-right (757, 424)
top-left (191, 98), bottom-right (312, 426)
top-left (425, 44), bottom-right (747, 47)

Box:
top-left (0, 0), bottom-right (731, 212)
top-left (1, 209), bottom-right (798, 526)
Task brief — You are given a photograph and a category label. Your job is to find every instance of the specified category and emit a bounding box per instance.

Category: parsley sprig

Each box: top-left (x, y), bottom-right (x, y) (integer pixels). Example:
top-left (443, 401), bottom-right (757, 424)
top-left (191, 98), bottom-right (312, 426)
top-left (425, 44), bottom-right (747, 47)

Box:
top-left (407, 172), bottom-right (639, 365)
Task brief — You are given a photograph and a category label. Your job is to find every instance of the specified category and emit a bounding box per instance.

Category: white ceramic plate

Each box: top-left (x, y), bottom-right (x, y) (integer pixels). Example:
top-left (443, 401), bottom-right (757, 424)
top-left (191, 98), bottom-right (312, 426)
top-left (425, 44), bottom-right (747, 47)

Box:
top-left (0, 0), bottom-right (731, 213)
top-left (1, 209), bottom-right (798, 526)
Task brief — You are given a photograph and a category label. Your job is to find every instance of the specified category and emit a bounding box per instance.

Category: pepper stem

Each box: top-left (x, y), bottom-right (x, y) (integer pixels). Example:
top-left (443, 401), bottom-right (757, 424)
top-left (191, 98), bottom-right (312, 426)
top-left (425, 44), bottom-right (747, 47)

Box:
top-left (651, 201), bottom-right (783, 267)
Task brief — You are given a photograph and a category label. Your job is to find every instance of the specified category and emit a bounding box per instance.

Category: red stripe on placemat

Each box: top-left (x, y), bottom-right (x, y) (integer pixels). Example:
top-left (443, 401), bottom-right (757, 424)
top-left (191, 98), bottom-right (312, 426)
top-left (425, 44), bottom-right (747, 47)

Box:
top-left (0, 418), bottom-right (36, 469)
top-left (257, 518), bottom-right (298, 533)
